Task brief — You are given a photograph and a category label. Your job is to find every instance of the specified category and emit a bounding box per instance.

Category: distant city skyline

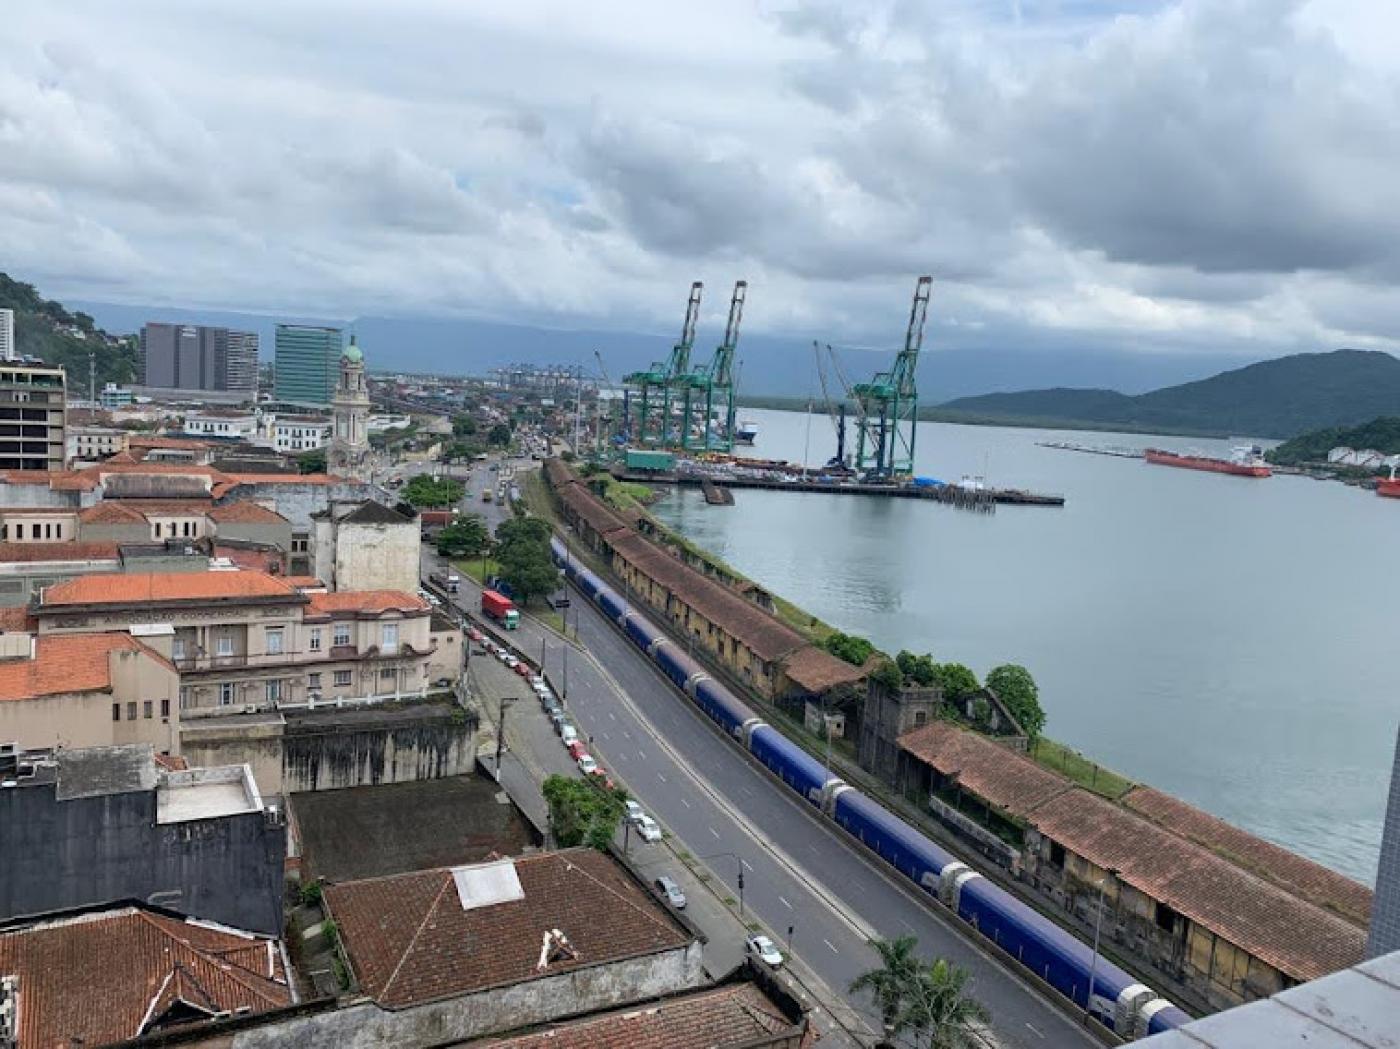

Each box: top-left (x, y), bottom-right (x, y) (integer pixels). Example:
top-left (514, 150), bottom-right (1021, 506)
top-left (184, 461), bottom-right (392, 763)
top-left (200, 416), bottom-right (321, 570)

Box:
top-left (2, 1), bottom-right (1399, 366)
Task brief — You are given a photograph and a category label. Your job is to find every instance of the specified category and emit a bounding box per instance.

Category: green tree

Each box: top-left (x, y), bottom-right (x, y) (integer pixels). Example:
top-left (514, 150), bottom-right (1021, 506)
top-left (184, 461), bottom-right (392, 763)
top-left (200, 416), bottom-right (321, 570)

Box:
top-left (903, 958), bottom-right (991, 1049)
top-left (542, 774), bottom-right (628, 850)
top-left (850, 935), bottom-right (924, 1042)
top-left (297, 449), bottom-right (327, 474)
top-left (436, 514), bottom-right (490, 558)
top-left (441, 439), bottom-right (485, 463)
top-left (400, 473), bottom-right (464, 508)
top-left (896, 650), bottom-right (938, 687)
top-left (452, 414), bottom-right (478, 436)
top-left (932, 663), bottom-right (979, 703)
top-left (985, 664), bottom-right (1045, 740)
top-left (493, 516), bottom-right (558, 605)
top-left (488, 422), bottom-right (513, 447)
top-left (823, 631), bottom-right (875, 667)
top-left (870, 659), bottom-right (905, 693)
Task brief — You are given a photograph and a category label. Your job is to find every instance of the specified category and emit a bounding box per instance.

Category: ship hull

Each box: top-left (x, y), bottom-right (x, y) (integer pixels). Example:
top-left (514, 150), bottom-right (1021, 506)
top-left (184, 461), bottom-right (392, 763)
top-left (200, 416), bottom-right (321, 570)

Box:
top-left (1145, 449), bottom-right (1271, 477)
top-left (1377, 479), bottom-right (1400, 498)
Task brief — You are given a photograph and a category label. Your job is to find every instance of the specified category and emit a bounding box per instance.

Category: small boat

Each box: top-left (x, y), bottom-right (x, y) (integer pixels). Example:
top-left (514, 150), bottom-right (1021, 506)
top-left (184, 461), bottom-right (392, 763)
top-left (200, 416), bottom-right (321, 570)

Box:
top-left (734, 419), bottom-right (758, 445)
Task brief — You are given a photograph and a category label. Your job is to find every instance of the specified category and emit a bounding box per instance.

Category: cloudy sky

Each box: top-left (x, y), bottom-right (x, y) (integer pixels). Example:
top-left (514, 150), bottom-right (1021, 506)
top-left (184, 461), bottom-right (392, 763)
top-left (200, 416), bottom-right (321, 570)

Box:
top-left (3, 0), bottom-right (1399, 359)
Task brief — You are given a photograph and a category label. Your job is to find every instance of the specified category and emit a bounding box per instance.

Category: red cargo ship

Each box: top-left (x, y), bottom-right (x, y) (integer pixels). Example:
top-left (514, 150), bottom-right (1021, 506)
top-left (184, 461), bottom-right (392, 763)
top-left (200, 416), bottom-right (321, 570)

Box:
top-left (1379, 467), bottom-right (1400, 498)
top-left (1145, 446), bottom-right (1271, 478)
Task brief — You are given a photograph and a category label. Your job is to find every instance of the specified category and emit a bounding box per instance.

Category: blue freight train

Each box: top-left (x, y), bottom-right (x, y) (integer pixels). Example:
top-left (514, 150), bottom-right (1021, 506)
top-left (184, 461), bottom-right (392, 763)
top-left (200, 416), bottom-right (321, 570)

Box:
top-left (551, 539), bottom-right (1187, 1037)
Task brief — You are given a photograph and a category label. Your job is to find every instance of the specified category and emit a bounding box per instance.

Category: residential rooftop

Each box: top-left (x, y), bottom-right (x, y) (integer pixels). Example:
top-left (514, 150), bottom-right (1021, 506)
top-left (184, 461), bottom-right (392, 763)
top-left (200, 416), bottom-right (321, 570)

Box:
top-left (325, 849), bottom-right (691, 1009)
top-left (39, 569), bottom-right (300, 608)
top-left (156, 764), bottom-right (264, 824)
top-left (0, 632), bottom-right (174, 701)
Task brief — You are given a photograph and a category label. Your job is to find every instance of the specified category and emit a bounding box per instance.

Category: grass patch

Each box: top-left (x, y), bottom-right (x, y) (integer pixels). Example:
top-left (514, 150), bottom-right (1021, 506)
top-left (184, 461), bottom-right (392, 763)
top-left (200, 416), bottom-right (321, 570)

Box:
top-left (536, 609), bottom-right (566, 635)
top-left (597, 476), bottom-right (655, 511)
top-left (1028, 737), bottom-right (1134, 799)
top-left (723, 896), bottom-right (737, 907)
top-left (456, 557), bottom-right (502, 585)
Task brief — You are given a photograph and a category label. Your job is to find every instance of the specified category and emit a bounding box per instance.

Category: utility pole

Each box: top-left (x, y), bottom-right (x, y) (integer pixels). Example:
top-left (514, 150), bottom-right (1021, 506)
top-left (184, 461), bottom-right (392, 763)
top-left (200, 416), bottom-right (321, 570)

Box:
top-left (88, 352), bottom-right (96, 405)
top-left (494, 696), bottom-right (515, 771)
top-left (1084, 869), bottom-right (1116, 1025)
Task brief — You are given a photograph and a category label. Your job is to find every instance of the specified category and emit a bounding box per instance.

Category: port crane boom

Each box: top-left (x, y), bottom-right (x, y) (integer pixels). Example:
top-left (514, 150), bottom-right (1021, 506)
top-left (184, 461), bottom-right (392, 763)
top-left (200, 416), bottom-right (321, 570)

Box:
top-left (854, 275), bottom-right (931, 478)
top-left (621, 281), bottom-right (703, 446)
top-left (679, 280), bottom-right (746, 451)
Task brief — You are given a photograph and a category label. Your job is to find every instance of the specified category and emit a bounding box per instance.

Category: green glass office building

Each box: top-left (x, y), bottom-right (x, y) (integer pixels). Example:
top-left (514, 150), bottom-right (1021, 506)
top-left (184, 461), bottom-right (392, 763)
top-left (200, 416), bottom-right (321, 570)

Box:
top-left (274, 324), bottom-right (343, 406)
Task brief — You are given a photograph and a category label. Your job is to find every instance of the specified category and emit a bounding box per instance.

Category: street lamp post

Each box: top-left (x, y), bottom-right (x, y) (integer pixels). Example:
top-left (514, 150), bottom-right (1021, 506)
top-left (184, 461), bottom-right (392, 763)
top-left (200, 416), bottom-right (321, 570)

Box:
top-left (494, 696), bottom-right (516, 772)
top-left (1084, 868), bottom-right (1117, 1025)
top-left (700, 852), bottom-right (746, 918)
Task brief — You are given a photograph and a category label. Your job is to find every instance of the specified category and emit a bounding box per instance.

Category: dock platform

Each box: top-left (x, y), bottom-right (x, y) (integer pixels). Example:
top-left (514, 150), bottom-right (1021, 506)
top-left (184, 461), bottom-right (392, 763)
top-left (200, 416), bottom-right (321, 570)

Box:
top-left (619, 472), bottom-right (1064, 508)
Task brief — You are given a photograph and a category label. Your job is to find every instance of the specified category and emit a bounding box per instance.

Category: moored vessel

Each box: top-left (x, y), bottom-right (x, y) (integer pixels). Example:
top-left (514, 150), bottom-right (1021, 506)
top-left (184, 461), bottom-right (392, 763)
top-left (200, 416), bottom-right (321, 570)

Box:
top-left (1144, 446), bottom-right (1271, 477)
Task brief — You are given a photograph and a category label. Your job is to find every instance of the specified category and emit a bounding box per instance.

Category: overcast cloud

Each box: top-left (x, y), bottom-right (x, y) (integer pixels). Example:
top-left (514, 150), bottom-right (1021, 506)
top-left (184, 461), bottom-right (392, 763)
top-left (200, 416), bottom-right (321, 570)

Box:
top-left (2, 0), bottom-right (1399, 359)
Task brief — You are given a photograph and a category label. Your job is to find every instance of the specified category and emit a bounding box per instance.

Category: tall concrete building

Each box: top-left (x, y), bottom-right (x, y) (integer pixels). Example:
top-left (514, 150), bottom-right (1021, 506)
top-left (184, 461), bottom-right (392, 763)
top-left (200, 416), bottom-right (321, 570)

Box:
top-left (0, 307), bottom-right (14, 361)
top-left (139, 322), bottom-right (258, 396)
top-left (274, 324), bottom-right (342, 406)
top-left (0, 361), bottom-right (66, 470)
top-left (327, 335), bottom-right (371, 480)
top-left (1370, 722), bottom-right (1400, 958)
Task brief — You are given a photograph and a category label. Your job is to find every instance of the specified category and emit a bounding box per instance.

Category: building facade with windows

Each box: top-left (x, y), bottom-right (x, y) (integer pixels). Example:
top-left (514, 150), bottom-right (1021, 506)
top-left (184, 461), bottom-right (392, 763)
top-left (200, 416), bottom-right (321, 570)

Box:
top-left (139, 323), bottom-right (258, 396)
top-left (274, 324), bottom-right (342, 406)
top-left (265, 414), bottom-right (332, 453)
top-left (0, 362), bottom-right (66, 471)
top-left (0, 307), bottom-right (15, 360)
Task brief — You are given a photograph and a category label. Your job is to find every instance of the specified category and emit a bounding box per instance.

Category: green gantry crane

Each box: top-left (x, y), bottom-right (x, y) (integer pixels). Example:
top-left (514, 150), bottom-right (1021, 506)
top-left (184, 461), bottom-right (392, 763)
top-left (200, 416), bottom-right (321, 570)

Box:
top-left (854, 275), bottom-right (932, 479)
top-left (675, 280), bottom-right (746, 451)
top-left (622, 281), bottom-right (703, 446)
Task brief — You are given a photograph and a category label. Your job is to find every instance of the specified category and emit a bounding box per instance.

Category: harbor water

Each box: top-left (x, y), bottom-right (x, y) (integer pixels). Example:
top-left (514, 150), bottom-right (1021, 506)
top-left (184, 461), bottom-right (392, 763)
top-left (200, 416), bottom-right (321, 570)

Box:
top-left (650, 408), bottom-right (1398, 882)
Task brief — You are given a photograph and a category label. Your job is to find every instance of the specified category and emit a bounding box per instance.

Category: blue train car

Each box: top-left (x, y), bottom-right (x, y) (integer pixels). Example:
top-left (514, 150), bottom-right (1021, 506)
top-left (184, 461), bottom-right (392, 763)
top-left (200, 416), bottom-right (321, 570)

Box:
top-left (574, 568), bottom-right (602, 600)
top-left (655, 641), bottom-right (702, 690)
top-left (832, 789), bottom-right (952, 887)
top-left (623, 611), bottom-right (659, 650)
top-left (1146, 1004), bottom-right (1191, 1034)
top-left (749, 724), bottom-right (838, 803)
top-left (597, 586), bottom-right (626, 619)
top-left (693, 678), bottom-right (758, 736)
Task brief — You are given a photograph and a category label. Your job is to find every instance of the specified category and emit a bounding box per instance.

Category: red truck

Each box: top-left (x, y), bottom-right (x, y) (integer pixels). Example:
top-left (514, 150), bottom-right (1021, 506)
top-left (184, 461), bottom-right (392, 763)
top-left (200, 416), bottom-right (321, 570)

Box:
top-left (481, 589), bottom-right (520, 630)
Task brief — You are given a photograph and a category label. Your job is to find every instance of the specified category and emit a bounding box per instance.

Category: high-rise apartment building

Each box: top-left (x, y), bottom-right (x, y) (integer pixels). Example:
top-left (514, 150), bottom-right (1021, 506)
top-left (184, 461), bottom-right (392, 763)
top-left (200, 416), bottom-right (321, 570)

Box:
top-left (1370, 723), bottom-right (1400, 958)
top-left (0, 362), bottom-right (66, 470)
top-left (139, 323), bottom-right (258, 396)
top-left (274, 324), bottom-right (342, 406)
top-left (0, 308), bottom-right (14, 361)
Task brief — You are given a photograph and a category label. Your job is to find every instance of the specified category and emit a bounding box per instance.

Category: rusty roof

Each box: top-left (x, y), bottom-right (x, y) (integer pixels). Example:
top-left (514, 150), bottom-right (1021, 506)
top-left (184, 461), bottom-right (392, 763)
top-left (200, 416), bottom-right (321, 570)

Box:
top-left (207, 501), bottom-right (288, 524)
top-left (0, 541), bottom-right (121, 563)
top-left (1027, 789), bottom-right (1365, 982)
top-left (0, 906), bottom-right (291, 1049)
top-left (40, 570), bottom-right (301, 608)
top-left (325, 850), bottom-right (691, 1009)
top-left (897, 721), bottom-right (1072, 820)
top-left (478, 981), bottom-right (805, 1048)
top-left (305, 590), bottom-right (429, 618)
top-left (781, 644), bottom-right (867, 694)
top-left (1122, 785), bottom-right (1372, 927)
top-left (0, 632), bottom-right (175, 701)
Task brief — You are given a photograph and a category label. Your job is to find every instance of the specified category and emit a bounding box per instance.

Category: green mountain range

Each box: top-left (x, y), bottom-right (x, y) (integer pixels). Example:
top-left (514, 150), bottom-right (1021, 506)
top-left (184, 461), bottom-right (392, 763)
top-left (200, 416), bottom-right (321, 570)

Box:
top-left (937, 350), bottom-right (1400, 438)
top-left (0, 273), bottom-right (139, 391)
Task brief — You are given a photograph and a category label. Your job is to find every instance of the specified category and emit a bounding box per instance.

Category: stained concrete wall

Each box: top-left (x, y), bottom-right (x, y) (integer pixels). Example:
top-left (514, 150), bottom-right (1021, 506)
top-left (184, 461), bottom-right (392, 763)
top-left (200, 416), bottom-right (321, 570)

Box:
top-left (218, 941), bottom-right (705, 1049)
top-left (281, 703), bottom-right (476, 793)
top-left (0, 775), bottom-right (285, 935)
top-left (334, 519), bottom-right (419, 593)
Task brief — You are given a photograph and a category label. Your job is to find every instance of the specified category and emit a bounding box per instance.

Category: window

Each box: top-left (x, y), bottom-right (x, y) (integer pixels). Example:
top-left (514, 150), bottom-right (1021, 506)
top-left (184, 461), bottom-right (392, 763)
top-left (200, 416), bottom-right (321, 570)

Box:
top-left (334, 670), bottom-right (353, 687)
top-left (308, 628), bottom-right (322, 652)
top-left (179, 687), bottom-right (190, 710)
top-left (380, 667), bottom-right (396, 681)
top-left (216, 636), bottom-right (234, 657)
top-left (172, 638), bottom-right (186, 661)
top-left (308, 672), bottom-right (321, 689)
top-left (265, 627), bottom-right (284, 655)
top-left (219, 682), bottom-right (235, 706)
top-left (31, 523), bottom-right (40, 539)
top-left (160, 699), bottom-right (170, 718)
top-left (143, 700), bottom-right (153, 719)
top-left (112, 702), bottom-right (120, 721)
top-left (126, 702), bottom-right (137, 721)
top-left (913, 710), bottom-right (928, 727)
top-left (265, 679), bottom-right (283, 702)
top-left (333, 623), bottom-right (351, 647)
top-left (381, 622), bottom-right (398, 652)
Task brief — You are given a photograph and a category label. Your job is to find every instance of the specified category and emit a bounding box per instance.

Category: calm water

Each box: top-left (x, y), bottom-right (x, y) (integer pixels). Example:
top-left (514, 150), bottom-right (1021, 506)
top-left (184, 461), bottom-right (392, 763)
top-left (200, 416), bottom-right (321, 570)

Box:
top-left (651, 408), bottom-right (1399, 882)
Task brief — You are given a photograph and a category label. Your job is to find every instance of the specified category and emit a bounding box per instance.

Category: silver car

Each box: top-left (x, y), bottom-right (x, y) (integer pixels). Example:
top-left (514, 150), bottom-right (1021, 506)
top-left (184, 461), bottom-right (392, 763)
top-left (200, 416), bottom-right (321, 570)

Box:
top-left (654, 876), bottom-right (686, 909)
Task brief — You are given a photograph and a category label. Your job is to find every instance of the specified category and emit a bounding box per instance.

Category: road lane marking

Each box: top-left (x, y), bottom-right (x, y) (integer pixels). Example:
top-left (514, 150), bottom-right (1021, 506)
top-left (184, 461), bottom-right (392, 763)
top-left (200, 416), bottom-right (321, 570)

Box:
top-left (1025, 1022), bottom-right (1045, 1039)
top-left (708, 826), bottom-right (720, 839)
top-left (608, 712), bottom-right (616, 721)
top-left (824, 939), bottom-right (839, 954)
top-left (741, 859), bottom-right (754, 872)
top-left (779, 895), bottom-right (792, 910)
top-left (680, 798), bottom-right (691, 809)
top-left (657, 772), bottom-right (667, 783)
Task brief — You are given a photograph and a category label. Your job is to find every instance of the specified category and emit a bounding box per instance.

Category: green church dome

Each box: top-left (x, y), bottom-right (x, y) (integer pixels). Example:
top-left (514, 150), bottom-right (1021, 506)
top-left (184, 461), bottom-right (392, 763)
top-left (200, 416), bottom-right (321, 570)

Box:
top-left (343, 335), bottom-right (363, 363)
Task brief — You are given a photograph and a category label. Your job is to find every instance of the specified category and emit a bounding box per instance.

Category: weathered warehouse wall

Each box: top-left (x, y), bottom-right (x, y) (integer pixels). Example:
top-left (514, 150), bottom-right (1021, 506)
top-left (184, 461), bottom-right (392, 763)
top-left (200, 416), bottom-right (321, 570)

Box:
top-left (282, 702), bottom-right (476, 793)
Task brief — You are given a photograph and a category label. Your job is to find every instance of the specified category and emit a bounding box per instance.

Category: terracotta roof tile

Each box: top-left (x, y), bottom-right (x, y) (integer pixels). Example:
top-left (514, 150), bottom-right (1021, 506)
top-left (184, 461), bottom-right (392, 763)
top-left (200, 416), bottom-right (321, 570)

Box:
top-left (225, 473), bottom-right (340, 485)
top-left (0, 541), bottom-right (121, 563)
top-left (0, 632), bottom-right (172, 701)
top-left (306, 589), bottom-right (429, 618)
top-left (782, 644), bottom-right (866, 693)
top-left (284, 576), bottom-right (327, 590)
top-left (40, 570), bottom-right (300, 608)
top-left (898, 721), bottom-right (1072, 820)
top-left (479, 982), bottom-right (803, 1048)
top-left (325, 850), bottom-right (691, 1009)
top-left (0, 906), bottom-right (291, 1049)
top-left (207, 501), bottom-right (287, 524)
top-left (1028, 789), bottom-right (1365, 981)
top-left (1122, 785), bottom-right (1372, 926)
top-left (78, 500), bottom-right (213, 523)
top-left (128, 435), bottom-right (217, 450)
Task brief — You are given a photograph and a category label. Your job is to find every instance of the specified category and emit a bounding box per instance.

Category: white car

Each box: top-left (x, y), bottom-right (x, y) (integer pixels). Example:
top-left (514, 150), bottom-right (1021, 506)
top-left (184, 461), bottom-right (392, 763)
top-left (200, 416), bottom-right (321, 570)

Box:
top-left (746, 935), bottom-right (783, 968)
top-left (495, 649), bottom-right (510, 663)
top-left (504, 655), bottom-right (520, 669)
top-left (624, 800), bottom-right (645, 824)
top-left (636, 815), bottom-right (662, 843)
top-left (577, 755), bottom-right (599, 775)
top-left (530, 674), bottom-right (546, 688)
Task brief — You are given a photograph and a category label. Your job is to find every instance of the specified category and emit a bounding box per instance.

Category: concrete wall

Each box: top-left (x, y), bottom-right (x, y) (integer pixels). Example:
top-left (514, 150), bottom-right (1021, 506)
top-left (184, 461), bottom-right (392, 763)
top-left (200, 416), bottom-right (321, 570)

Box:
top-left (858, 682), bottom-right (939, 783)
top-left (216, 516), bottom-right (293, 554)
top-left (227, 482), bottom-right (390, 532)
top-left (217, 941), bottom-right (705, 1049)
top-left (0, 776), bottom-right (285, 935)
top-left (335, 520), bottom-right (419, 593)
top-left (281, 703), bottom-right (476, 793)
top-left (180, 715), bottom-right (288, 797)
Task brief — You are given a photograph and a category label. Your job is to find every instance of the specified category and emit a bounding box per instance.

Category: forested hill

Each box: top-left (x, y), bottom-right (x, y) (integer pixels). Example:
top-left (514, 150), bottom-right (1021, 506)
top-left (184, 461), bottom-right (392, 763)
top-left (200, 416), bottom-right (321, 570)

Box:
top-left (937, 350), bottom-right (1400, 438)
top-left (0, 273), bottom-right (139, 390)
top-left (1268, 417), bottom-right (1400, 466)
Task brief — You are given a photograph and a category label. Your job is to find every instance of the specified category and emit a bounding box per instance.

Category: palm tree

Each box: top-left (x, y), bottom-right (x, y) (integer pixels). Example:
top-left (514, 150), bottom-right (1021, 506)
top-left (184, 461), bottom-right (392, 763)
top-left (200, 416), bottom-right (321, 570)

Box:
top-left (902, 958), bottom-right (991, 1049)
top-left (849, 935), bottom-right (923, 1044)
